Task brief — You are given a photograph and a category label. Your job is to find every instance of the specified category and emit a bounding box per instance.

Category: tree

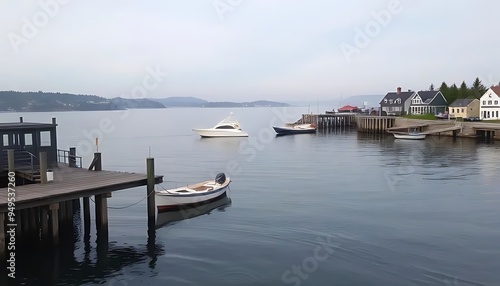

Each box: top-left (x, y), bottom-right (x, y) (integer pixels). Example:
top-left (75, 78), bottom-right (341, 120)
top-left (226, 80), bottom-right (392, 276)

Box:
top-left (471, 77), bottom-right (486, 98)
top-left (439, 82), bottom-right (449, 101)
top-left (447, 84), bottom-right (459, 103)
top-left (458, 81), bottom-right (469, 98)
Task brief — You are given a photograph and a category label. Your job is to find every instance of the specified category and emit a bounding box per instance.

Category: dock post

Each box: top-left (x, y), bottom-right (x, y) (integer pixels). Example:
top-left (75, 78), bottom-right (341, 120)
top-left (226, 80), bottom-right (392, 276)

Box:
top-left (65, 201), bottom-right (73, 226)
top-left (40, 151), bottom-right (48, 184)
top-left (41, 207), bottom-right (49, 242)
top-left (95, 193), bottom-right (110, 238)
top-left (0, 212), bottom-right (5, 261)
top-left (94, 153), bottom-right (102, 171)
top-left (83, 197), bottom-right (91, 237)
top-left (7, 149), bottom-right (15, 172)
top-left (49, 203), bottom-right (59, 244)
top-left (69, 147), bottom-right (77, 167)
top-left (147, 157), bottom-right (156, 228)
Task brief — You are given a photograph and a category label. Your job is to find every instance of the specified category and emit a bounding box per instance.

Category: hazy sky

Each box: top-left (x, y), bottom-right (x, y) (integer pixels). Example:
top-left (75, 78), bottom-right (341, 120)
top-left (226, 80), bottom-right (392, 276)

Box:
top-left (1, 0), bottom-right (499, 101)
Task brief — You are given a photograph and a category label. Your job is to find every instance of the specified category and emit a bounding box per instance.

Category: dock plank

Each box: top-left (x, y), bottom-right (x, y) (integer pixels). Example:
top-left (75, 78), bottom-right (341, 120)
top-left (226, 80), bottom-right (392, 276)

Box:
top-left (0, 164), bottom-right (163, 212)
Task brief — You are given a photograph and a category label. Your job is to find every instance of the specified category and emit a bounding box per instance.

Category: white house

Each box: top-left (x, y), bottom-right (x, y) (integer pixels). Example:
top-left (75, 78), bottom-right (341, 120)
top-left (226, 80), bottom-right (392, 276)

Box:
top-left (479, 86), bottom-right (500, 120)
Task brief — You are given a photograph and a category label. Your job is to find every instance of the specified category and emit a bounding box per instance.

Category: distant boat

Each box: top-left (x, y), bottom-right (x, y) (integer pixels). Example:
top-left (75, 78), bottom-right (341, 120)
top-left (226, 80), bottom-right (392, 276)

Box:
top-left (272, 124), bottom-right (316, 136)
top-left (155, 173), bottom-right (231, 212)
top-left (192, 113), bottom-right (248, 137)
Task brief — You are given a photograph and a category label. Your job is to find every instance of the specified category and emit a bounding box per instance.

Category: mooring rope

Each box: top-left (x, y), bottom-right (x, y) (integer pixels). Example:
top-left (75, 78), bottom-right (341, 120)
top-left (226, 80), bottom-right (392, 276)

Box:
top-left (89, 185), bottom-right (158, 210)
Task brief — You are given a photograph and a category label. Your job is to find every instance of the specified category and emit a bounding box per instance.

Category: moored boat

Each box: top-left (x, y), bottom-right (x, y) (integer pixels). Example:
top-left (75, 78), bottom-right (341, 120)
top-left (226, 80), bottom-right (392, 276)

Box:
top-left (272, 123), bottom-right (316, 136)
top-left (393, 132), bottom-right (426, 140)
top-left (155, 173), bottom-right (231, 212)
top-left (193, 113), bottom-right (248, 137)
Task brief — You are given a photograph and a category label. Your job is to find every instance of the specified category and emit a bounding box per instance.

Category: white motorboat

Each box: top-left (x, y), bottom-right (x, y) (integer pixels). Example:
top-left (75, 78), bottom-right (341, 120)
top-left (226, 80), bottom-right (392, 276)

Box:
top-left (193, 113), bottom-right (248, 137)
top-left (155, 173), bottom-right (231, 212)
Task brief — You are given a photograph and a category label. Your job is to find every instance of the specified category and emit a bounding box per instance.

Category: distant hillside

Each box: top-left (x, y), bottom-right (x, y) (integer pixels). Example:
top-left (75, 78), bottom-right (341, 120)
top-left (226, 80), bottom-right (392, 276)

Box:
top-left (151, 97), bottom-right (289, 107)
top-left (204, 100), bottom-right (289, 107)
top-left (0, 91), bottom-right (118, 111)
top-left (0, 91), bottom-right (165, 112)
top-left (110, 97), bottom-right (165, 109)
top-left (152, 97), bottom-right (208, 107)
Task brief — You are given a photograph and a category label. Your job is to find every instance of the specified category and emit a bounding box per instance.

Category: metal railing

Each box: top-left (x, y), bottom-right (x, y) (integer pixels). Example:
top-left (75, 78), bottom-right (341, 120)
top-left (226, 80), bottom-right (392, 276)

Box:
top-left (1, 150), bottom-right (38, 180)
top-left (57, 149), bottom-right (83, 168)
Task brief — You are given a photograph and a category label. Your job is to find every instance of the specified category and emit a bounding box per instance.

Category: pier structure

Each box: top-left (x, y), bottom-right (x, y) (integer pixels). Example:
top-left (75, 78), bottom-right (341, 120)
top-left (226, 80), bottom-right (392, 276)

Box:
top-left (299, 112), bottom-right (500, 140)
top-left (299, 114), bottom-right (357, 131)
top-left (0, 117), bottom-right (163, 260)
top-left (356, 116), bottom-right (396, 133)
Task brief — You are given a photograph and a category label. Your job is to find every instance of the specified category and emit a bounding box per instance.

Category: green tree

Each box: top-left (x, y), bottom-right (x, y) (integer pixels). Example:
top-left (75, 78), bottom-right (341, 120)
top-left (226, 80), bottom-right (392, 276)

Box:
top-left (439, 82), bottom-right (449, 101)
top-left (471, 77), bottom-right (486, 98)
top-left (458, 81), bottom-right (469, 98)
top-left (448, 84), bottom-right (459, 103)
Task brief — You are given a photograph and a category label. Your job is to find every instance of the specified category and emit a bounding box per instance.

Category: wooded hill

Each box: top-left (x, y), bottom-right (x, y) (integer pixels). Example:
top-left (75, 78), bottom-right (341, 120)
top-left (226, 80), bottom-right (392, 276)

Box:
top-left (0, 91), bottom-right (164, 111)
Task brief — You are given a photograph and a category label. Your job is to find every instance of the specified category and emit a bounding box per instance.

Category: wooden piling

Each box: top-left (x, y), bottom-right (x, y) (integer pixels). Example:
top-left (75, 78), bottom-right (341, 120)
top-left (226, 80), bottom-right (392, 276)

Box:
top-left (7, 149), bottom-right (14, 172)
top-left (41, 207), bottom-right (49, 242)
top-left (40, 151), bottom-right (48, 184)
top-left (147, 157), bottom-right (156, 227)
top-left (95, 193), bottom-right (110, 238)
top-left (69, 147), bottom-right (77, 167)
top-left (49, 203), bottom-right (59, 244)
top-left (83, 197), bottom-right (91, 236)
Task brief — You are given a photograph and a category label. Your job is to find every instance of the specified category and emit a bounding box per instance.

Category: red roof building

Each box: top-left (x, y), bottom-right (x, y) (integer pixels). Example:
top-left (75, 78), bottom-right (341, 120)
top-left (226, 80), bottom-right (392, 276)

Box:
top-left (337, 105), bottom-right (359, 112)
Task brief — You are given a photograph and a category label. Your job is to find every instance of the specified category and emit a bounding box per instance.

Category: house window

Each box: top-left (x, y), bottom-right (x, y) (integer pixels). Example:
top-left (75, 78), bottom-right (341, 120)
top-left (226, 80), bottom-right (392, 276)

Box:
top-left (40, 131), bottom-right (51, 146)
top-left (483, 101), bottom-right (486, 105)
top-left (488, 100), bottom-right (492, 105)
top-left (487, 111), bottom-right (490, 118)
top-left (25, 134), bottom-right (33, 145)
top-left (452, 108), bottom-right (455, 113)
top-left (2, 134), bottom-right (8, 146)
top-left (495, 100), bottom-right (499, 105)
top-left (389, 99), bottom-right (394, 104)
top-left (461, 108), bottom-right (464, 113)
top-left (497, 111), bottom-right (499, 118)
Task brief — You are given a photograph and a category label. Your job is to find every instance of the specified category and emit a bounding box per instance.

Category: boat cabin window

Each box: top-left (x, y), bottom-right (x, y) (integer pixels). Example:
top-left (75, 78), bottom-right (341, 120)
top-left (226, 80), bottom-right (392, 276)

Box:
top-left (215, 125), bottom-right (235, 129)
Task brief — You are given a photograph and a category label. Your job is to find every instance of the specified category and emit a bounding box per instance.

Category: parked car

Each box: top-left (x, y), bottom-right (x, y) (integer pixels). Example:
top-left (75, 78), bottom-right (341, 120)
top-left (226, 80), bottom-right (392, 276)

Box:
top-left (463, 117), bottom-right (481, 122)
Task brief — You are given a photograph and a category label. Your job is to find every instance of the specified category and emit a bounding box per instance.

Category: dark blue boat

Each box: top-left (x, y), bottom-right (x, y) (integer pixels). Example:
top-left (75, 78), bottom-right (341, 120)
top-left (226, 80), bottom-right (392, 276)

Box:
top-left (272, 124), bottom-right (316, 136)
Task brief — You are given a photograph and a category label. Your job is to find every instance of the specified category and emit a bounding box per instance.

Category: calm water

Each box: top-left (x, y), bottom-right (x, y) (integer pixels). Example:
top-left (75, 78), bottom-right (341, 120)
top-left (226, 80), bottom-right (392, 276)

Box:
top-left (1, 108), bottom-right (500, 286)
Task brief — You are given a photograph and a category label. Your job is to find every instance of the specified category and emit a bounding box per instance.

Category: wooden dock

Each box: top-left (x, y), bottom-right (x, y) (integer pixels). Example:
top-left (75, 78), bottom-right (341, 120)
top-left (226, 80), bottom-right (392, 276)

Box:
top-left (0, 163), bottom-right (163, 212)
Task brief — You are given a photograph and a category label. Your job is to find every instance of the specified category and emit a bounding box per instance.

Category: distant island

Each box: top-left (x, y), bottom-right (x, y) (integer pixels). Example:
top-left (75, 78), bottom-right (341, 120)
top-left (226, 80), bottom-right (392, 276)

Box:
top-left (152, 97), bottom-right (290, 108)
top-left (0, 91), bottom-right (289, 112)
top-left (0, 91), bottom-right (163, 112)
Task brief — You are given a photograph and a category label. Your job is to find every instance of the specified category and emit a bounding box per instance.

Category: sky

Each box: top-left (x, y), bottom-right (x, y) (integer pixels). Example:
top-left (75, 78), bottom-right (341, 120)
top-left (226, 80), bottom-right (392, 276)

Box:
top-left (1, 0), bottom-right (499, 102)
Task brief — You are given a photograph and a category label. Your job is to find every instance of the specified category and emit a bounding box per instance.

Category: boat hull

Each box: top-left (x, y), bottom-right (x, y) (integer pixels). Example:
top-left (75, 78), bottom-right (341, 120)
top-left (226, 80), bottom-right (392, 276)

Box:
top-left (393, 133), bottom-right (426, 140)
top-left (193, 128), bottom-right (248, 137)
top-left (272, 126), bottom-right (316, 136)
top-left (155, 181), bottom-right (230, 212)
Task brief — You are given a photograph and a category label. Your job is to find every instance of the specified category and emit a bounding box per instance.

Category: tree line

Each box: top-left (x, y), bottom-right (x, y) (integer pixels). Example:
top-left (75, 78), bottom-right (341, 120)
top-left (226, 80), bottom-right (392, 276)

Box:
top-left (429, 77), bottom-right (499, 104)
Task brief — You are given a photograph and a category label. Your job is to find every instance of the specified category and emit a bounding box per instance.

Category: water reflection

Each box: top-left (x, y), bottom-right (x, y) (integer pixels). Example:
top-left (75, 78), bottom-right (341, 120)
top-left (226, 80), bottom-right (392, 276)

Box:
top-left (156, 195), bottom-right (232, 229)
